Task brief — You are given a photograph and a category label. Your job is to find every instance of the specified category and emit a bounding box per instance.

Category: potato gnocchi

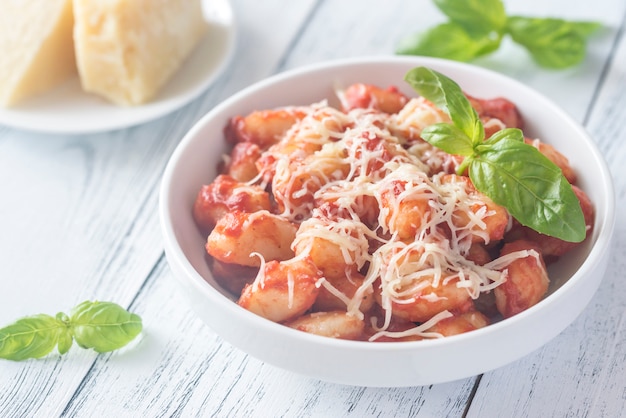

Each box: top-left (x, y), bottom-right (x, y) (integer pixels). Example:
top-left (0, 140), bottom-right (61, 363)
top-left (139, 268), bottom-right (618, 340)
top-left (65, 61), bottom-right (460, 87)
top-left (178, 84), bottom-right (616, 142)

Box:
top-left (193, 83), bottom-right (594, 341)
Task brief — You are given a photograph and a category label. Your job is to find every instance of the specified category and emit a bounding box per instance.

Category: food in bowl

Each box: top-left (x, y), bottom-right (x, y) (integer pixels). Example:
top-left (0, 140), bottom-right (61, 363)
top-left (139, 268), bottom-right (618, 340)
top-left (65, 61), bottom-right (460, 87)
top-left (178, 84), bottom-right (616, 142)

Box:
top-left (161, 57), bottom-right (613, 386)
top-left (191, 66), bottom-right (595, 342)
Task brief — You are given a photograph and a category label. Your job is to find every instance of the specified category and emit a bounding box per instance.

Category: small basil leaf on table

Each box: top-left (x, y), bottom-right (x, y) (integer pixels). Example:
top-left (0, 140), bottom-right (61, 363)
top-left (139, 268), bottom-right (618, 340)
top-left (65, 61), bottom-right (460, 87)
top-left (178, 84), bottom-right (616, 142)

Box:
top-left (0, 314), bottom-right (68, 361)
top-left (56, 330), bottom-right (74, 355)
top-left (0, 301), bottom-right (142, 361)
top-left (506, 17), bottom-right (593, 69)
top-left (56, 312), bottom-right (74, 355)
top-left (71, 301), bottom-right (143, 353)
top-left (567, 21), bottom-right (604, 37)
top-left (397, 0), bottom-right (601, 69)
top-left (433, 0), bottom-right (507, 35)
top-left (396, 22), bottom-right (501, 63)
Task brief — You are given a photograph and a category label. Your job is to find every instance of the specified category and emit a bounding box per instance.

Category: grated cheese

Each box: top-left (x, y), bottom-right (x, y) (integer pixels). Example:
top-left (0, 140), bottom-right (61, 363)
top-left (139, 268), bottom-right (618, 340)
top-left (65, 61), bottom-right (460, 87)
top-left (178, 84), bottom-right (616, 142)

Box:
top-left (229, 96), bottom-right (535, 339)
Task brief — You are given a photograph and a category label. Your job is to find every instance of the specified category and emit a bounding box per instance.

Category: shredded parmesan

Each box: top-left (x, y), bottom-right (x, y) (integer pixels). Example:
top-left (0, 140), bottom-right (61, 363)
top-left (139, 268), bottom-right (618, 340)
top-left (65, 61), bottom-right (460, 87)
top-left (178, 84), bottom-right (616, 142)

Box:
top-left (249, 252), bottom-right (267, 291)
top-left (225, 96), bottom-right (543, 340)
top-left (368, 310), bottom-right (454, 341)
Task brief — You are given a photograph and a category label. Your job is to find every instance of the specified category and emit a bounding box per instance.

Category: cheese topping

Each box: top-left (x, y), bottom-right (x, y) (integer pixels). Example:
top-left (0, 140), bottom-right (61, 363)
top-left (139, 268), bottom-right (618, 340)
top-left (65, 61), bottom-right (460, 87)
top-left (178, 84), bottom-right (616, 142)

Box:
top-left (237, 98), bottom-right (532, 340)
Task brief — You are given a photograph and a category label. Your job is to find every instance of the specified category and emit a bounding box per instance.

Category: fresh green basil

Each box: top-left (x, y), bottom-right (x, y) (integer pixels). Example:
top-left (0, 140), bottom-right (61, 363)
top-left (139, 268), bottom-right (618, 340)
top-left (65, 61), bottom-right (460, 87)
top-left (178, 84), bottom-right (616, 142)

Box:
top-left (71, 301), bottom-right (143, 353)
top-left (0, 301), bottom-right (142, 361)
top-left (396, 22), bottom-right (500, 63)
top-left (55, 312), bottom-right (73, 355)
top-left (470, 137), bottom-right (585, 242)
top-left (405, 66), bottom-right (483, 143)
top-left (567, 21), bottom-right (604, 37)
top-left (404, 66), bottom-right (587, 242)
top-left (482, 127), bottom-right (524, 146)
top-left (433, 0), bottom-right (507, 35)
top-left (506, 17), bottom-right (594, 69)
top-left (0, 314), bottom-right (68, 361)
top-left (397, 0), bottom-right (601, 69)
top-left (420, 123), bottom-right (476, 156)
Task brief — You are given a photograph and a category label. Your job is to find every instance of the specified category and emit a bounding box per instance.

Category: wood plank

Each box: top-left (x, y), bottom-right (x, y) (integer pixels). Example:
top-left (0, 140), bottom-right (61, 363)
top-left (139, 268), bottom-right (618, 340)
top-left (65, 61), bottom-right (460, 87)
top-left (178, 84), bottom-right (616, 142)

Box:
top-left (0, 1), bottom-right (317, 416)
top-left (61, 258), bottom-right (476, 417)
top-left (55, 1), bottom-right (476, 416)
top-left (281, 0), bottom-right (619, 122)
top-left (1, 0), bottom-right (623, 416)
top-left (467, 4), bottom-right (626, 417)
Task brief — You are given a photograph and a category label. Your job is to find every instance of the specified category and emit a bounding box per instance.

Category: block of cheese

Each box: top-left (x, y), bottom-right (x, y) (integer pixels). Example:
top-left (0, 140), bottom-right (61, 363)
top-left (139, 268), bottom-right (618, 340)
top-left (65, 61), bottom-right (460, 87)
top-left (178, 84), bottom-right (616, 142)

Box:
top-left (73, 0), bottom-right (208, 106)
top-left (0, 0), bottom-right (76, 107)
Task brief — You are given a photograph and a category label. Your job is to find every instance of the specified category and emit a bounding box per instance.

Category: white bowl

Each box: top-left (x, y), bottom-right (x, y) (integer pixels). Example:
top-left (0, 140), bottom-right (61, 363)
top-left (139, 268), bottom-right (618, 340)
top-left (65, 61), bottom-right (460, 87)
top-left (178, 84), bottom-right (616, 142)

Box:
top-left (159, 56), bottom-right (615, 387)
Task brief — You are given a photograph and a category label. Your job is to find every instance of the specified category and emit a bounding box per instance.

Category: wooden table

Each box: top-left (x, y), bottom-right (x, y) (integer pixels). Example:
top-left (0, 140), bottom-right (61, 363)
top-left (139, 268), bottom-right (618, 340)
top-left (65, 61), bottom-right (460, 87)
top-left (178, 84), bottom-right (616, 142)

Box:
top-left (2, 0), bottom-right (625, 416)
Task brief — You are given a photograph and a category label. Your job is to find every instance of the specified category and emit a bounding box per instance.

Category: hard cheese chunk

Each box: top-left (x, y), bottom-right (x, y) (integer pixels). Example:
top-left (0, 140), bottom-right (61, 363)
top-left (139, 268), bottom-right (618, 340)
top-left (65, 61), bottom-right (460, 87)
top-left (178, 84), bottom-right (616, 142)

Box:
top-left (0, 0), bottom-right (76, 107)
top-left (73, 0), bottom-right (208, 106)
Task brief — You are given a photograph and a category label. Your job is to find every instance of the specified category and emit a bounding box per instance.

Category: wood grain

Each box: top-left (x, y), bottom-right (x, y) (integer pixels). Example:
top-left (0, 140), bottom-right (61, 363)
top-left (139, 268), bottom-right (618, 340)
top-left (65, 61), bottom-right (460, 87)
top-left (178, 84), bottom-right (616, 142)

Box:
top-left (1, 0), bottom-right (625, 417)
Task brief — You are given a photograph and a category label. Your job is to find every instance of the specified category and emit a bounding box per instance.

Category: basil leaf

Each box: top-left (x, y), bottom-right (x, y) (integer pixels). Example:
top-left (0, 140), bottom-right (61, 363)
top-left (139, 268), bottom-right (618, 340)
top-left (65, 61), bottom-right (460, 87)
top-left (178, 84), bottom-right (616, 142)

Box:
top-left (397, 23), bottom-right (501, 63)
top-left (506, 17), bottom-right (589, 68)
top-left (70, 301), bottom-right (142, 353)
top-left (0, 314), bottom-right (66, 361)
top-left (421, 123), bottom-right (475, 156)
top-left (405, 66), bottom-right (588, 242)
top-left (56, 312), bottom-right (73, 355)
top-left (0, 301), bottom-right (142, 361)
top-left (508, 17), bottom-right (601, 39)
top-left (57, 331), bottom-right (73, 355)
top-left (568, 21), bottom-right (603, 37)
top-left (482, 127), bottom-right (524, 146)
top-left (433, 0), bottom-right (507, 35)
top-left (397, 1), bottom-right (601, 69)
top-left (469, 137), bottom-right (586, 242)
top-left (404, 67), bottom-right (483, 143)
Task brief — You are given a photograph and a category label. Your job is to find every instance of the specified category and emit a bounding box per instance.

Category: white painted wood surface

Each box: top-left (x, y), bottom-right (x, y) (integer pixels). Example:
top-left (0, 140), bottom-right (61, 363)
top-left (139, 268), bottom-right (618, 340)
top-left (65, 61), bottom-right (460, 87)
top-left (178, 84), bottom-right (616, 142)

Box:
top-left (1, 0), bottom-right (624, 416)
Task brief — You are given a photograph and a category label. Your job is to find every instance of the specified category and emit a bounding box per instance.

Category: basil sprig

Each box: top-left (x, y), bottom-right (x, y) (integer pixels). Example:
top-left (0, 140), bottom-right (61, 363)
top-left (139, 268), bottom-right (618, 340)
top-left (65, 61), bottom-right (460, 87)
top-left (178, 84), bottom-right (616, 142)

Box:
top-left (405, 66), bottom-right (586, 242)
top-left (397, 0), bottom-right (601, 69)
top-left (0, 301), bottom-right (142, 361)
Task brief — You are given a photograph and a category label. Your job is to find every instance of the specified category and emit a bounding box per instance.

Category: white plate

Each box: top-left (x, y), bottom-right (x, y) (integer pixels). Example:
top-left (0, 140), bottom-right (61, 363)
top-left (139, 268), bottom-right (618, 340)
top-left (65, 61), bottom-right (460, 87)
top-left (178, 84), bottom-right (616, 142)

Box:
top-left (0, 0), bottom-right (236, 135)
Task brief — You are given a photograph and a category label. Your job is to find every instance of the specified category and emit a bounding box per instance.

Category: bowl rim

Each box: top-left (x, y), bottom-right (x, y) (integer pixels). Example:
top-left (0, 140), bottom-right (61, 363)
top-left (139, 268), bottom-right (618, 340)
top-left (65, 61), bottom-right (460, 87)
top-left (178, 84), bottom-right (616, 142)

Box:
top-left (159, 55), bottom-right (616, 354)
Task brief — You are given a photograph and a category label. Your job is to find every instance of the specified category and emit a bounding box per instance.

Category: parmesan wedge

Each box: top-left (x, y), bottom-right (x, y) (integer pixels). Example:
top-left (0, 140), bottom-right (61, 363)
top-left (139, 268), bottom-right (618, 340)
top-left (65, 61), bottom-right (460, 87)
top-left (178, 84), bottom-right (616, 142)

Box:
top-left (73, 0), bottom-right (208, 106)
top-left (0, 0), bottom-right (76, 107)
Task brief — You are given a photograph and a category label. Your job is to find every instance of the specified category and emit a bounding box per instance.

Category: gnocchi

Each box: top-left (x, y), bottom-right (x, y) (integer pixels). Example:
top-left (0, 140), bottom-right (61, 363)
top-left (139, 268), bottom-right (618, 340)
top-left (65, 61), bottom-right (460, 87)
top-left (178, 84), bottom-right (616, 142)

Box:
top-left (193, 82), bottom-right (594, 342)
